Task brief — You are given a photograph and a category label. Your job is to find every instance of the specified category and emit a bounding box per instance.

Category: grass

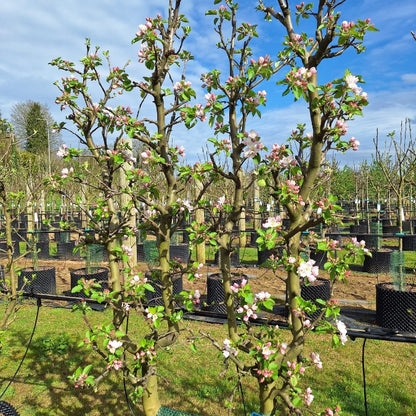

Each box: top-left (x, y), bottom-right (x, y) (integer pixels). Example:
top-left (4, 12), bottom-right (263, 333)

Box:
top-left (1, 303), bottom-right (416, 415)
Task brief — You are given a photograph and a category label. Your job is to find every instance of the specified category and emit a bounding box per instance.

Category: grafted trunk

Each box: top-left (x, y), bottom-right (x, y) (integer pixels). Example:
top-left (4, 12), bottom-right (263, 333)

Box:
top-left (142, 365), bottom-right (161, 416)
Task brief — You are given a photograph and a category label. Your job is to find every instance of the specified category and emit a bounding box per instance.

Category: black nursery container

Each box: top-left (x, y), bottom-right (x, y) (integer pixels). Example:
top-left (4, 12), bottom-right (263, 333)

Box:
top-left (18, 266), bottom-right (56, 295)
top-left (363, 249), bottom-right (392, 274)
top-left (206, 273), bottom-right (244, 314)
top-left (170, 244), bottom-right (190, 264)
top-left (309, 250), bottom-right (328, 269)
top-left (376, 283), bottom-right (416, 332)
top-left (402, 235), bottom-right (416, 251)
top-left (145, 272), bottom-right (183, 307)
top-left (0, 400), bottom-right (20, 416)
top-left (70, 267), bottom-right (109, 291)
top-left (301, 278), bottom-right (331, 320)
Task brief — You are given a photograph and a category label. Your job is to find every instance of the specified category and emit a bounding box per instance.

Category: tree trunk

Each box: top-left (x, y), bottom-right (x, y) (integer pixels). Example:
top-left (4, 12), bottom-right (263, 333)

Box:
top-left (287, 234), bottom-right (304, 356)
top-left (253, 180), bottom-right (261, 230)
top-left (142, 364), bottom-right (161, 416)
top-left (239, 208), bottom-right (246, 248)
top-left (0, 190), bottom-right (18, 332)
top-left (259, 380), bottom-right (276, 415)
top-left (120, 136), bottom-right (137, 267)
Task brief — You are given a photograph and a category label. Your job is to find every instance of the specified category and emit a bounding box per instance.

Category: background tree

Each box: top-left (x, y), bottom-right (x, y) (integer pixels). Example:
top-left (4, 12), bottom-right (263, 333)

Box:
top-left (329, 163), bottom-right (356, 202)
top-left (0, 118), bottom-right (27, 339)
top-left (10, 100), bottom-right (61, 157)
top-left (374, 119), bottom-right (416, 236)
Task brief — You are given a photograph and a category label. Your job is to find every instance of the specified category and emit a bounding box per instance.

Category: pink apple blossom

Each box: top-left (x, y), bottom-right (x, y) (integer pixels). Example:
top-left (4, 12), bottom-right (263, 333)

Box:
top-left (262, 215), bottom-right (282, 229)
top-left (345, 74), bottom-right (362, 95)
top-left (303, 387), bottom-right (314, 406)
top-left (349, 137), bottom-right (360, 151)
top-left (310, 352), bottom-right (323, 369)
top-left (144, 308), bottom-right (159, 323)
top-left (60, 167), bottom-right (74, 179)
top-left (57, 144), bottom-right (69, 158)
top-left (243, 130), bottom-right (265, 158)
top-left (297, 259), bottom-right (319, 283)
top-left (255, 291), bottom-right (271, 302)
top-left (107, 339), bottom-right (123, 354)
top-left (336, 320), bottom-right (348, 344)
top-left (222, 339), bottom-right (238, 358)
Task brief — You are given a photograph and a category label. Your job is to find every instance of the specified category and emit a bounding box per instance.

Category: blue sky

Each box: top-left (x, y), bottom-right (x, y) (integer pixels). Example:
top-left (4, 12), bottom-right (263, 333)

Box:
top-left (1, 0), bottom-right (416, 166)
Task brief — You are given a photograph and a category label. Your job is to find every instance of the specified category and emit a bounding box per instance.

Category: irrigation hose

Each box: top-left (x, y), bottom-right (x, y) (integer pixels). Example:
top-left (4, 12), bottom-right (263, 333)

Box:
top-left (362, 338), bottom-right (368, 416)
top-left (123, 313), bottom-right (138, 416)
top-left (0, 297), bottom-right (41, 400)
top-left (236, 363), bottom-right (247, 416)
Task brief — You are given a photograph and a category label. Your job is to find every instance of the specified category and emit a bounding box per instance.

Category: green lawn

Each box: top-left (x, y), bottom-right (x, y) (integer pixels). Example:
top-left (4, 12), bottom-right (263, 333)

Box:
top-left (1, 303), bottom-right (415, 415)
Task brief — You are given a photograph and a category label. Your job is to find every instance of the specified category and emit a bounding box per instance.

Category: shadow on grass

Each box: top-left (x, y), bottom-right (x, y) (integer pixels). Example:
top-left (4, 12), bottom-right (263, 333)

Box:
top-left (0, 322), bottom-right (137, 415)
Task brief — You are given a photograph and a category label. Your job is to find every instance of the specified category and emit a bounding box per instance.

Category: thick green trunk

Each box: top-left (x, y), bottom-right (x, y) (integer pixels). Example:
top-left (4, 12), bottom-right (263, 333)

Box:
top-left (142, 367), bottom-right (161, 416)
top-left (259, 381), bottom-right (276, 415)
top-left (219, 243), bottom-right (238, 342)
top-left (287, 234), bottom-right (305, 357)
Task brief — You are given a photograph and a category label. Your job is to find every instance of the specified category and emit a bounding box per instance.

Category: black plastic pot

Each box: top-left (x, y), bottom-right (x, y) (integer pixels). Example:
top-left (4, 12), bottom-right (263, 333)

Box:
top-left (137, 243), bottom-right (145, 262)
top-left (145, 271), bottom-right (183, 307)
top-left (170, 244), bottom-right (190, 264)
top-left (59, 231), bottom-right (71, 244)
top-left (402, 235), bottom-right (416, 251)
top-left (363, 250), bottom-right (392, 274)
top-left (70, 267), bottom-right (109, 291)
top-left (301, 278), bottom-right (331, 320)
top-left (350, 224), bottom-right (367, 234)
top-left (33, 241), bottom-right (51, 260)
top-left (257, 248), bottom-right (273, 265)
top-left (376, 282), bottom-right (416, 332)
top-left (0, 400), bottom-right (20, 416)
top-left (309, 250), bottom-right (328, 269)
top-left (56, 241), bottom-right (77, 260)
top-left (257, 246), bottom-right (284, 265)
top-left (0, 241), bottom-right (7, 258)
top-left (206, 273), bottom-right (244, 314)
top-left (18, 266), bottom-right (56, 295)
top-left (382, 225), bottom-right (399, 235)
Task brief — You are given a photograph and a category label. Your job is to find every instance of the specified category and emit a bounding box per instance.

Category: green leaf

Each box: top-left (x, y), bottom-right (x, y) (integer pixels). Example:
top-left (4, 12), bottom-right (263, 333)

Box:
top-left (247, 67), bottom-right (255, 80)
top-left (293, 86), bottom-right (303, 101)
top-left (71, 285), bottom-right (83, 294)
top-left (262, 298), bottom-right (275, 311)
top-left (258, 179), bottom-right (266, 187)
top-left (307, 82), bottom-right (315, 92)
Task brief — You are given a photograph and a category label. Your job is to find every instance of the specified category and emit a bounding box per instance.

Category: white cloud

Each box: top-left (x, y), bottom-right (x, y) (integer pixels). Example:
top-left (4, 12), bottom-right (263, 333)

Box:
top-left (401, 74), bottom-right (416, 84)
top-left (1, 0), bottom-right (416, 169)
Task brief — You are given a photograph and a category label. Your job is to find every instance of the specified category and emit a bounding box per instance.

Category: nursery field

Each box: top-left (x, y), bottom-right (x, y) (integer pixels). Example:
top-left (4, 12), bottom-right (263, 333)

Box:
top-left (1, 0), bottom-right (415, 413)
top-left (4, 247), bottom-right (397, 308)
top-left (1, 251), bottom-right (416, 415)
top-left (0, 300), bottom-right (416, 416)
top-left (1, 231), bottom-right (416, 415)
